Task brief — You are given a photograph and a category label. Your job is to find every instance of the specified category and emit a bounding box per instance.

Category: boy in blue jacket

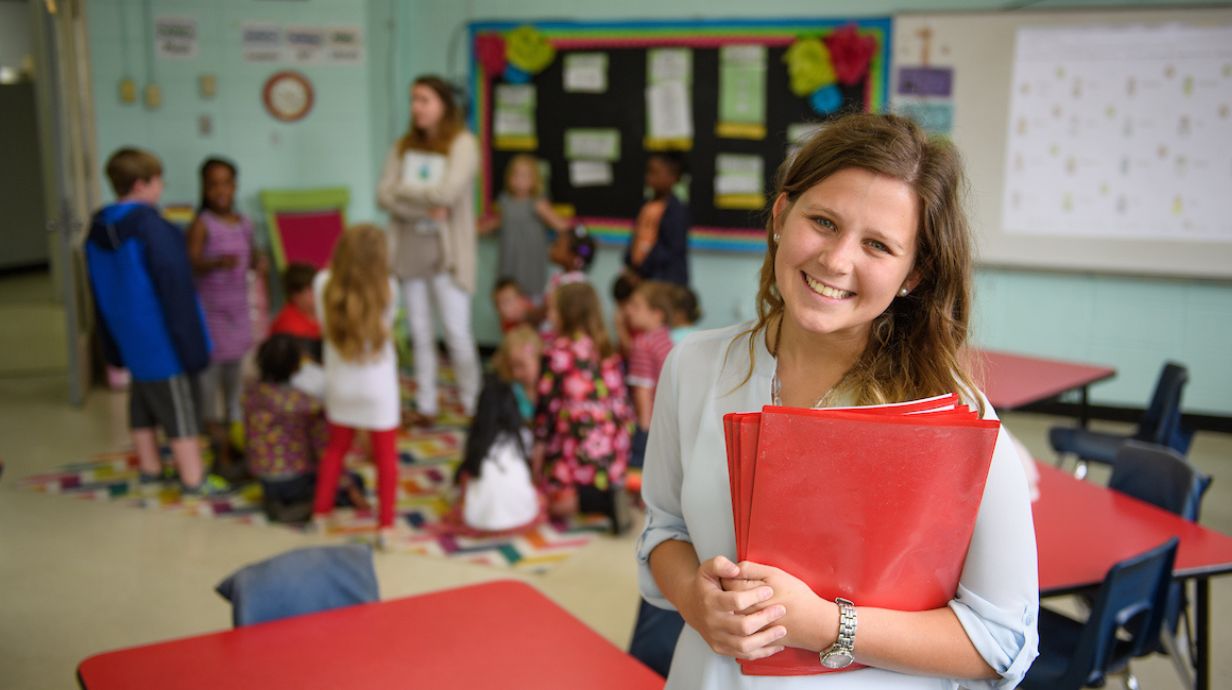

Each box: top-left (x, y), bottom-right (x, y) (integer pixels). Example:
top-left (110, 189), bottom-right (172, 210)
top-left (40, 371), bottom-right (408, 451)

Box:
top-left (87, 147), bottom-right (223, 495)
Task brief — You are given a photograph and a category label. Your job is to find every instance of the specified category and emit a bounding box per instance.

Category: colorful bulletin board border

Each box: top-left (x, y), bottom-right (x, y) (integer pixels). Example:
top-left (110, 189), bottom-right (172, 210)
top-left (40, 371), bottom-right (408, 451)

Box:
top-left (469, 18), bottom-right (893, 254)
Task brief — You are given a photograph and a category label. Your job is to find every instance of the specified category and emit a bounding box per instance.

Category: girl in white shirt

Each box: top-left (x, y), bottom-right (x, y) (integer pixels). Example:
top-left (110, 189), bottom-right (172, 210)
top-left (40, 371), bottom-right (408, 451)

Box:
top-left (454, 374), bottom-right (541, 533)
top-left (311, 224), bottom-right (401, 546)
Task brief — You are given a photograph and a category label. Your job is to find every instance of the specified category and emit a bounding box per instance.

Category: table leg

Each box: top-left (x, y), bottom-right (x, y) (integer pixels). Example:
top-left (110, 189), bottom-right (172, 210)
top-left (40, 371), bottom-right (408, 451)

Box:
top-left (1195, 577), bottom-right (1209, 690)
top-left (1079, 385), bottom-right (1091, 429)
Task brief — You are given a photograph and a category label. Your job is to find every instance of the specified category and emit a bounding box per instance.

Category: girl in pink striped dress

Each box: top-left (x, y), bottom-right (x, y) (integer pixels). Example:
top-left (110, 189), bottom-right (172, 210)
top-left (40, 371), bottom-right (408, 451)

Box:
top-left (188, 157), bottom-right (263, 477)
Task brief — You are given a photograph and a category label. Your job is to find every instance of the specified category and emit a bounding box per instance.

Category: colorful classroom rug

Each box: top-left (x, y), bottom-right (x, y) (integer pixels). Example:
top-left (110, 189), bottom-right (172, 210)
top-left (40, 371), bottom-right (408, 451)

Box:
top-left (17, 375), bottom-right (612, 574)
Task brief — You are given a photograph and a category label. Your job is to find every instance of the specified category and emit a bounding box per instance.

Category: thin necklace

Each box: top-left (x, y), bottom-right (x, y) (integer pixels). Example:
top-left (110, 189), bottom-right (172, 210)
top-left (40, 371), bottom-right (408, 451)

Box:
top-left (769, 316), bottom-right (834, 408)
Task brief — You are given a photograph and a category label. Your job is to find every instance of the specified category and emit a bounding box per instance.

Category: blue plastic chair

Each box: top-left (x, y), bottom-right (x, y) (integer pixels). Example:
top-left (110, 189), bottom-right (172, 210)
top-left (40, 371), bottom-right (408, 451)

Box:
top-left (1023, 537), bottom-right (1179, 690)
top-left (215, 544), bottom-right (378, 627)
top-left (628, 598), bottom-right (685, 677)
top-left (1049, 362), bottom-right (1190, 475)
top-left (1108, 441), bottom-right (1212, 682)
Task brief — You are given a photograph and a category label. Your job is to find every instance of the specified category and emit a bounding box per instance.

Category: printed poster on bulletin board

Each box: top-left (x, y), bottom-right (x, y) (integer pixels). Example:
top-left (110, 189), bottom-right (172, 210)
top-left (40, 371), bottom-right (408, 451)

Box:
top-left (469, 19), bottom-right (892, 252)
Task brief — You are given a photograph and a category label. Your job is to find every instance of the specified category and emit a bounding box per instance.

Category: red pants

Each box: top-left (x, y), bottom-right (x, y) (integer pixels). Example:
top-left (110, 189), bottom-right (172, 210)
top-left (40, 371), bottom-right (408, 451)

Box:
top-left (313, 424), bottom-right (398, 528)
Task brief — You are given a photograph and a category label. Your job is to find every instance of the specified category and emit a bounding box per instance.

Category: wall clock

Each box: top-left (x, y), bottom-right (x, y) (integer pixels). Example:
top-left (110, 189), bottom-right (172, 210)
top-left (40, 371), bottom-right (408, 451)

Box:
top-left (262, 71), bottom-right (313, 122)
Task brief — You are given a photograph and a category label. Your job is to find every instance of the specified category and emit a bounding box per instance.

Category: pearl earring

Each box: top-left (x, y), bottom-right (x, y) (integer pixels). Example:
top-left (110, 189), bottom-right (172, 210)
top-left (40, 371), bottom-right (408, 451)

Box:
top-left (898, 287), bottom-right (909, 297)
top-left (773, 233), bottom-right (781, 243)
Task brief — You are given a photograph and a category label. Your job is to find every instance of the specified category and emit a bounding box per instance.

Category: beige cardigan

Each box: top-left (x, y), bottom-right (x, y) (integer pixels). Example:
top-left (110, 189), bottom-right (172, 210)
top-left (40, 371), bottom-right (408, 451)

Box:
top-left (376, 131), bottom-right (479, 294)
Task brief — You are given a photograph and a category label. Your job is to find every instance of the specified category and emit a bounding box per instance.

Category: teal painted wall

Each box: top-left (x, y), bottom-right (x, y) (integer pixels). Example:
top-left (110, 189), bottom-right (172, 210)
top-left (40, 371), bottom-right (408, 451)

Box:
top-left (85, 0), bottom-right (1232, 415)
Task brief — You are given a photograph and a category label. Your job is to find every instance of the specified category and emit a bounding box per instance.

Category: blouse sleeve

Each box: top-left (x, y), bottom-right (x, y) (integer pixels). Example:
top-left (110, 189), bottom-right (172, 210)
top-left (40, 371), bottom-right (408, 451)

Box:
top-left (375, 147), bottom-right (428, 221)
top-left (947, 401), bottom-right (1040, 690)
top-left (386, 133), bottom-right (479, 208)
top-left (635, 346), bottom-right (693, 611)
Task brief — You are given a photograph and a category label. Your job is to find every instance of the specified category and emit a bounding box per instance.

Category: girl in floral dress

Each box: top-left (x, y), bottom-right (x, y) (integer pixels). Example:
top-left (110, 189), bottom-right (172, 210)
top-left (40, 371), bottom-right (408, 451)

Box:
top-left (532, 282), bottom-right (633, 523)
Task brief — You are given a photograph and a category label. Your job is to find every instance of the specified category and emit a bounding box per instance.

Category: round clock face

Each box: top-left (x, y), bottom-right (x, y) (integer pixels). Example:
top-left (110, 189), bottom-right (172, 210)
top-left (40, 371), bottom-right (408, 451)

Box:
top-left (263, 71), bottom-right (313, 122)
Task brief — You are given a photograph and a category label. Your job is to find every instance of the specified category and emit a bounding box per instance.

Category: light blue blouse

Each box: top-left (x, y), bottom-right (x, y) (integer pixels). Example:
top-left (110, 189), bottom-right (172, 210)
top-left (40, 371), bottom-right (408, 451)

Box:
top-left (636, 322), bottom-right (1039, 689)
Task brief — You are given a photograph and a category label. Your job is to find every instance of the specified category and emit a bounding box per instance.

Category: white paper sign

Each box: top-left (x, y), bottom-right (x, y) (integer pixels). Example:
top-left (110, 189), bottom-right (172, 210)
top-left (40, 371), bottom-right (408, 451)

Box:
top-left (286, 26), bottom-right (326, 64)
top-left (647, 81), bottom-right (693, 140)
top-left (242, 23), bottom-right (282, 63)
top-left (155, 17), bottom-right (197, 59)
top-left (326, 26), bottom-right (364, 65)
top-left (402, 151), bottom-right (447, 190)
top-left (495, 84), bottom-right (536, 109)
top-left (565, 129), bottom-right (621, 161)
top-left (495, 111), bottom-right (535, 138)
top-left (564, 53), bottom-right (608, 93)
top-left (715, 154), bottom-right (763, 195)
top-left (648, 48), bottom-right (692, 84)
top-left (569, 161), bottom-right (613, 187)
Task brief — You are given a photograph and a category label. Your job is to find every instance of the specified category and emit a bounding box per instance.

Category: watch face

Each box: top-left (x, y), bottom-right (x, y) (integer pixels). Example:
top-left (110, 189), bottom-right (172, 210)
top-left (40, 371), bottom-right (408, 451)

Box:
top-left (821, 650), bottom-right (854, 669)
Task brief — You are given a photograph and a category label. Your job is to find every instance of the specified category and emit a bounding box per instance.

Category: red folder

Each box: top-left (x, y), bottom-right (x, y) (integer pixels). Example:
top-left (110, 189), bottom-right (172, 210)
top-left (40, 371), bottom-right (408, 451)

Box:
top-left (722, 396), bottom-right (999, 676)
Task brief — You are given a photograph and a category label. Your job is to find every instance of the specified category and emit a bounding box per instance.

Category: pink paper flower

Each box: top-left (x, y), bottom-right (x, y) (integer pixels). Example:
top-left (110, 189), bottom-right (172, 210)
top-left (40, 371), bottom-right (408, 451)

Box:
top-left (475, 34), bottom-right (507, 76)
top-left (823, 24), bottom-right (877, 87)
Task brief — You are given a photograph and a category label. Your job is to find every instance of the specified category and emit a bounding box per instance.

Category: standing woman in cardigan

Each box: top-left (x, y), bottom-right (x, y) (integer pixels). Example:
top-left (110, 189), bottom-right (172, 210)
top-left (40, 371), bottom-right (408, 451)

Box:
top-left (377, 75), bottom-right (481, 423)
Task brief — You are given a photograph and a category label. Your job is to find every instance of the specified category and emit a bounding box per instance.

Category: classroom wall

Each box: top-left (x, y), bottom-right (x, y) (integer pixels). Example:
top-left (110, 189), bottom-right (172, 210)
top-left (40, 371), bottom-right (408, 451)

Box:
top-left (82, 0), bottom-right (1232, 415)
top-left (86, 0), bottom-right (382, 228)
top-left (385, 0), bottom-right (1232, 416)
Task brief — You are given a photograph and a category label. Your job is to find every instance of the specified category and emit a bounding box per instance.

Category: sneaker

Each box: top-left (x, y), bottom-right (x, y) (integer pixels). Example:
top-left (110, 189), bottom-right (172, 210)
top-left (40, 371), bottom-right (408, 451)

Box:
top-left (180, 474), bottom-right (231, 498)
top-left (376, 526), bottom-right (397, 551)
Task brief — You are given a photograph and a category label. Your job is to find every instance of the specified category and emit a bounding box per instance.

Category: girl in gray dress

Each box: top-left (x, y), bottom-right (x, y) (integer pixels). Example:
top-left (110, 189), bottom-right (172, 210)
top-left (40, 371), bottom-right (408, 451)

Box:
top-left (479, 155), bottom-right (572, 299)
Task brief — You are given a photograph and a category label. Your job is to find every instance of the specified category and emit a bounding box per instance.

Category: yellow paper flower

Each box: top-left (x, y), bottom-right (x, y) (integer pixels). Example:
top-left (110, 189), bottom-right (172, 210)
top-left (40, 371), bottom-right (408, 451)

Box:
top-left (506, 25), bottom-right (555, 75)
top-left (783, 37), bottom-right (837, 97)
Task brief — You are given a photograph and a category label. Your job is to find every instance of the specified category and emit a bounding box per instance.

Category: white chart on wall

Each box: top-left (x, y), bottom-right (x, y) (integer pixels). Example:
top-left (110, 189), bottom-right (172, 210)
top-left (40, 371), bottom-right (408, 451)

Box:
top-left (1002, 24), bottom-right (1232, 243)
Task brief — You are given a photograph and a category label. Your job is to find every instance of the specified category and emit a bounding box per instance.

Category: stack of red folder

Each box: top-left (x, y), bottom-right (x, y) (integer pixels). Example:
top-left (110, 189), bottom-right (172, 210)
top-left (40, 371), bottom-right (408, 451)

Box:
top-left (722, 394), bottom-right (1001, 676)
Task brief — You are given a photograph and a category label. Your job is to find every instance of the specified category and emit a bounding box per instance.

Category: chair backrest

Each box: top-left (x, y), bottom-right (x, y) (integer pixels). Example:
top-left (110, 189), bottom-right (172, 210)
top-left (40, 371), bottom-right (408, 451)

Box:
top-left (215, 544), bottom-right (378, 627)
top-left (1133, 362), bottom-right (1188, 448)
top-left (259, 187), bottom-right (350, 272)
top-left (1067, 537), bottom-right (1179, 687)
top-left (1110, 441), bottom-right (1212, 522)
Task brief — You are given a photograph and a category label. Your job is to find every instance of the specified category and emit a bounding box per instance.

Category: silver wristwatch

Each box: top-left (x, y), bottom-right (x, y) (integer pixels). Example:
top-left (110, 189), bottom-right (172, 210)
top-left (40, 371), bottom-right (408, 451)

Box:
top-left (820, 597), bottom-right (857, 669)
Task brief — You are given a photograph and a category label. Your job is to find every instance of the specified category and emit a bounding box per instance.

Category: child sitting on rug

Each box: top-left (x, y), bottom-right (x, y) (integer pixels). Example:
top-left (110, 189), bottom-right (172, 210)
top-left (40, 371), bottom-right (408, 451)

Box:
top-left (453, 374), bottom-right (541, 533)
top-left (243, 334), bottom-right (368, 523)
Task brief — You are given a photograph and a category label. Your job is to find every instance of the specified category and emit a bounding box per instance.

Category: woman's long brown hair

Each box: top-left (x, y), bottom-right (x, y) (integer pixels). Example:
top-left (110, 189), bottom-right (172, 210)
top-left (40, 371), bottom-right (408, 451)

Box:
top-left (555, 282), bottom-right (614, 359)
top-left (736, 112), bottom-right (983, 412)
top-left (397, 75), bottom-right (463, 156)
top-left (323, 224), bottom-right (392, 362)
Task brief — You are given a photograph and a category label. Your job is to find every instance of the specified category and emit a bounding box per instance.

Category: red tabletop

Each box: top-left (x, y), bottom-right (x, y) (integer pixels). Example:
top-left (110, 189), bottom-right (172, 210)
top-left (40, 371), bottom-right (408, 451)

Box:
top-left (974, 349), bottom-right (1116, 410)
top-left (1034, 462), bottom-right (1232, 594)
top-left (77, 580), bottom-right (664, 690)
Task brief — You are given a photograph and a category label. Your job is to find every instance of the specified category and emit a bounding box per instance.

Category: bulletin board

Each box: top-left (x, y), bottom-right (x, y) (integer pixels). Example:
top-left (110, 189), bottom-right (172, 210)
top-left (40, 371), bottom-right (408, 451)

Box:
top-left (892, 8), bottom-right (1232, 279)
top-left (468, 18), bottom-right (892, 252)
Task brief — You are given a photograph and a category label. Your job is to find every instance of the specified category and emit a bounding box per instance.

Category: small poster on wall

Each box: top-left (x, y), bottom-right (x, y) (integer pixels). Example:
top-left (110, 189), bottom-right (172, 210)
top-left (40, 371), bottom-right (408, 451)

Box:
top-left (155, 17), bottom-right (198, 59)
top-left (717, 45), bottom-right (767, 140)
top-left (326, 26), bottom-right (365, 65)
top-left (564, 53), bottom-right (608, 93)
top-left (715, 153), bottom-right (764, 210)
top-left (242, 23), bottom-right (282, 63)
top-left (286, 26), bottom-right (326, 64)
top-left (494, 84), bottom-right (537, 150)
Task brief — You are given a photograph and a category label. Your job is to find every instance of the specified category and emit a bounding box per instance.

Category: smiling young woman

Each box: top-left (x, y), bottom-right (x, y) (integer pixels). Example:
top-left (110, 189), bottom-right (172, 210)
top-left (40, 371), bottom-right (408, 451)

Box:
top-left (637, 113), bottom-right (1039, 689)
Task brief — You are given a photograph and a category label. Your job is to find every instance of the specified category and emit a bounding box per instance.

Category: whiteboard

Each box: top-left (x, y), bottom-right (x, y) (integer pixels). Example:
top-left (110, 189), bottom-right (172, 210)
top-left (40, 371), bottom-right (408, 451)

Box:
top-left (892, 8), bottom-right (1232, 279)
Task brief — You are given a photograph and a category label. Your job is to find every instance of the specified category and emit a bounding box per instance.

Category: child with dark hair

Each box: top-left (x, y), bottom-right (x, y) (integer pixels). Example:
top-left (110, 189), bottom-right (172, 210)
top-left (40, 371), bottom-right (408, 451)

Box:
top-left (541, 224), bottom-right (597, 337)
top-left (611, 273), bottom-right (638, 358)
top-left (668, 283), bottom-right (702, 344)
top-left (491, 276), bottom-right (534, 333)
top-left (625, 152), bottom-right (690, 286)
top-left (453, 374), bottom-right (541, 533)
top-left (270, 263), bottom-right (321, 341)
top-left (188, 156), bottom-right (264, 479)
top-left (242, 334), bottom-right (367, 523)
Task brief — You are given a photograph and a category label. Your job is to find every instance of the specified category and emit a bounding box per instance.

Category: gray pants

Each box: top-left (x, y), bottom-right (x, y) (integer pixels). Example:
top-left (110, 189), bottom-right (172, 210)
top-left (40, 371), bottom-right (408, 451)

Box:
top-left (199, 360), bottom-right (243, 424)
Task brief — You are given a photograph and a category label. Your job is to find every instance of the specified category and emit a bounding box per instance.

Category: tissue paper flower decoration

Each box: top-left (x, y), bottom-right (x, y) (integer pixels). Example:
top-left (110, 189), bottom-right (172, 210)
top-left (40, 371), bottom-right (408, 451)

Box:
top-left (503, 65), bottom-right (531, 84)
top-left (783, 37), bottom-right (837, 97)
top-left (506, 25), bottom-right (555, 75)
top-left (809, 84), bottom-right (843, 115)
top-left (475, 34), bottom-right (506, 76)
top-left (823, 24), bottom-right (877, 87)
